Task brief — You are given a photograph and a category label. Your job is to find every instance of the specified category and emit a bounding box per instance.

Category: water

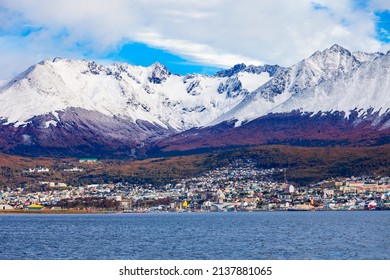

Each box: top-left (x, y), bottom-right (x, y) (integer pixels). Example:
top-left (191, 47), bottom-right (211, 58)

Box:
top-left (0, 211), bottom-right (389, 260)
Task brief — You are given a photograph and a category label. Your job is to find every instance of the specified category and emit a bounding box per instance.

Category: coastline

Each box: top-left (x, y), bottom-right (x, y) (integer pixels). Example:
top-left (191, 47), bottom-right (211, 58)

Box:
top-left (1, 208), bottom-right (388, 214)
top-left (0, 209), bottom-right (113, 214)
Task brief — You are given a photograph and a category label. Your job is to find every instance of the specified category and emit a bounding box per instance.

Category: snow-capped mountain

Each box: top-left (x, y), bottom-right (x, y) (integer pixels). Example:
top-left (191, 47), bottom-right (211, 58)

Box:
top-left (0, 56), bottom-right (275, 156)
top-left (1, 44), bottom-right (390, 157)
top-left (212, 44), bottom-right (386, 126)
top-left (272, 47), bottom-right (390, 116)
top-left (153, 45), bottom-right (390, 154)
top-left (0, 58), bottom-right (273, 130)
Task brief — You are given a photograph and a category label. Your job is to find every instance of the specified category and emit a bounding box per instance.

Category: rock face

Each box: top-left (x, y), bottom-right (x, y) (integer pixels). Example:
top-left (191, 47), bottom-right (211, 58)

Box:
top-left (0, 45), bottom-right (390, 157)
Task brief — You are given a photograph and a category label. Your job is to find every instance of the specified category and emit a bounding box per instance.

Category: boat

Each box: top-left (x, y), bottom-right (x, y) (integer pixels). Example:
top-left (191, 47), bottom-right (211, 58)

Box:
top-left (24, 203), bottom-right (45, 210)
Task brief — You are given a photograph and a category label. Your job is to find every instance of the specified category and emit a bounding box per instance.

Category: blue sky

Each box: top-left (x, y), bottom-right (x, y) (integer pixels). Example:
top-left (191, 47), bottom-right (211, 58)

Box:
top-left (0, 0), bottom-right (390, 78)
top-left (106, 43), bottom-right (222, 75)
top-left (375, 10), bottom-right (390, 42)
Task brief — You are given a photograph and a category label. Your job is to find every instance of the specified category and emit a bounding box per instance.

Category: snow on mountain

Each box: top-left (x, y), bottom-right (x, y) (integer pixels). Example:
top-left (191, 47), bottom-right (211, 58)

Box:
top-left (351, 50), bottom-right (383, 63)
top-left (0, 58), bottom-right (272, 131)
top-left (213, 44), bottom-right (387, 125)
top-left (272, 51), bottom-right (390, 117)
top-left (1, 44), bottom-right (390, 157)
top-left (0, 79), bottom-right (8, 88)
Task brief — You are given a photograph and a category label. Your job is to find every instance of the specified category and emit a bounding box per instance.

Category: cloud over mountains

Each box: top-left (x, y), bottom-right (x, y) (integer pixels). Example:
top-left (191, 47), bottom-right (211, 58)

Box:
top-left (0, 0), bottom-right (389, 78)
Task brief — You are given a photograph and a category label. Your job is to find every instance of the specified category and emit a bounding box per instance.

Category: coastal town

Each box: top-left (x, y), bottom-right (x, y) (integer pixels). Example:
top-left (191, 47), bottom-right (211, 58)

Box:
top-left (1, 158), bottom-right (390, 212)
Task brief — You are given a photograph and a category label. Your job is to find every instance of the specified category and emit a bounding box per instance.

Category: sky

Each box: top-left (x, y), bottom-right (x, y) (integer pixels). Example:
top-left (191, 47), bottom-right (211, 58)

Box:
top-left (0, 0), bottom-right (390, 78)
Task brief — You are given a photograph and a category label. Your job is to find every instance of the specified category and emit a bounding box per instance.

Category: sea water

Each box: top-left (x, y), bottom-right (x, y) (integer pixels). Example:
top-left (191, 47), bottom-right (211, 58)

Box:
top-left (0, 211), bottom-right (389, 260)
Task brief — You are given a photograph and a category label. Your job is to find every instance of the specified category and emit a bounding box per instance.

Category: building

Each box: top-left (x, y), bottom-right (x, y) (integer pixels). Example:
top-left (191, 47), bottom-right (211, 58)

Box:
top-left (64, 167), bottom-right (84, 172)
top-left (79, 158), bottom-right (98, 164)
top-left (0, 204), bottom-right (14, 210)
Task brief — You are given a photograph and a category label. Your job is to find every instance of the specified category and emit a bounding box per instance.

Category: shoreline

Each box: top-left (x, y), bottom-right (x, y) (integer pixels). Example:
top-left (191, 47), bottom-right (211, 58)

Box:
top-left (1, 208), bottom-right (388, 214)
top-left (0, 209), bottom-right (113, 214)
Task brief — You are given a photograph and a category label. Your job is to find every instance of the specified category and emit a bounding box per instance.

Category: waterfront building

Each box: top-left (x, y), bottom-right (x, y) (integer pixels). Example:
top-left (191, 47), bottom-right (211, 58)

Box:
top-left (0, 204), bottom-right (14, 210)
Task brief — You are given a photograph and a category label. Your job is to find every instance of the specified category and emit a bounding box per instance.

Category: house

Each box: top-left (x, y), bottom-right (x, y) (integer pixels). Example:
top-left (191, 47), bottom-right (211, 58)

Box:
top-left (120, 199), bottom-right (132, 210)
top-left (79, 158), bottom-right (98, 164)
top-left (0, 204), bottom-right (14, 210)
top-left (36, 167), bottom-right (50, 172)
top-left (64, 167), bottom-right (84, 172)
top-left (49, 182), bottom-right (68, 188)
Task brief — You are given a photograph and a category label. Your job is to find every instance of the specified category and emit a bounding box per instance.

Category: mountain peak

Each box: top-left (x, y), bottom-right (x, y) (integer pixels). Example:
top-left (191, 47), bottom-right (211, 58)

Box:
top-left (215, 63), bottom-right (247, 77)
top-left (316, 44), bottom-right (352, 59)
top-left (306, 45), bottom-right (351, 62)
top-left (52, 57), bottom-right (65, 63)
top-left (329, 43), bottom-right (346, 52)
top-left (148, 62), bottom-right (171, 84)
top-left (150, 61), bottom-right (168, 71)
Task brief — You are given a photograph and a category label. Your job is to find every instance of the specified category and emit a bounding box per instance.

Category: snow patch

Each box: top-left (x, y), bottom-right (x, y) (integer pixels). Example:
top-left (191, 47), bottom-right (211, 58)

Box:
top-left (238, 72), bottom-right (271, 91)
top-left (44, 120), bottom-right (58, 128)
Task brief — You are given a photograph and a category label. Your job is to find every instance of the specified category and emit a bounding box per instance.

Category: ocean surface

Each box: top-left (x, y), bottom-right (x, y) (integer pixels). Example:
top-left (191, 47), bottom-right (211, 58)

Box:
top-left (1, 211), bottom-right (389, 260)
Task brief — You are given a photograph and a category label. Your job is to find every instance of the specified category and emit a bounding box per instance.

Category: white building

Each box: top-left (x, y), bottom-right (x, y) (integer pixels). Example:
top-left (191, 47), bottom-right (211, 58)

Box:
top-left (0, 204), bottom-right (14, 210)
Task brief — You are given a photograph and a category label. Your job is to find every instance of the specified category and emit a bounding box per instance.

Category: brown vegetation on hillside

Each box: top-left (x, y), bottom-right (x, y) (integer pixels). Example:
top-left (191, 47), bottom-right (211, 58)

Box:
top-left (153, 112), bottom-right (390, 153)
top-left (1, 144), bottom-right (390, 188)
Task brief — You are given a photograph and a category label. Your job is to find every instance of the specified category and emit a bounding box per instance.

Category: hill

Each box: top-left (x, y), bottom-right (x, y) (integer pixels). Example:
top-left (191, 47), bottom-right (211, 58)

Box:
top-left (1, 144), bottom-right (390, 187)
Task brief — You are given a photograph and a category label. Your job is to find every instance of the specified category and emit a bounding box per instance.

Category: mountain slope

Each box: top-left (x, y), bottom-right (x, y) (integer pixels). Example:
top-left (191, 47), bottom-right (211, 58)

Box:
top-left (0, 58), bottom-right (277, 130)
top-left (0, 58), bottom-right (276, 156)
top-left (211, 44), bottom-right (385, 125)
top-left (152, 46), bottom-right (390, 154)
top-left (152, 110), bottom-right (390, 155)
top-left (1, 45), bottom-right (390, 157)
top-left (272, 50), bottom-right (390, 117)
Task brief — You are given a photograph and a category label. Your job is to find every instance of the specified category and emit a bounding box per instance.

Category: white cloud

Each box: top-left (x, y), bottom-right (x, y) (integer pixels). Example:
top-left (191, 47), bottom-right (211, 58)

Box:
top-left (135, 31), bottom-right (263, 67)
top-left (0, 0), bottom-right (389, 78)
top-left (371, 0), bottom-right (390, 10)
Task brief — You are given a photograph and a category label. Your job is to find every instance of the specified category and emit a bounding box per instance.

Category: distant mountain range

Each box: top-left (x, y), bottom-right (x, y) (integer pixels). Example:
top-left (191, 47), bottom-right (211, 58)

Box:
top-left (1, 44), bottom-right (390, 157)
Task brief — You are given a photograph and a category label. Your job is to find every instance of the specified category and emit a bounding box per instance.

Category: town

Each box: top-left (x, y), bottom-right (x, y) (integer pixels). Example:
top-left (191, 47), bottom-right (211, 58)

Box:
top-left (1, 158), bottom-right (390, 212)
